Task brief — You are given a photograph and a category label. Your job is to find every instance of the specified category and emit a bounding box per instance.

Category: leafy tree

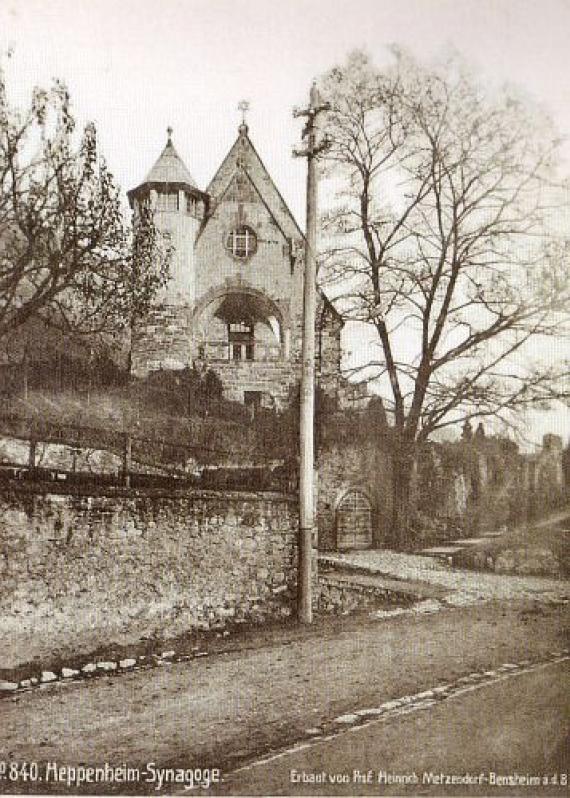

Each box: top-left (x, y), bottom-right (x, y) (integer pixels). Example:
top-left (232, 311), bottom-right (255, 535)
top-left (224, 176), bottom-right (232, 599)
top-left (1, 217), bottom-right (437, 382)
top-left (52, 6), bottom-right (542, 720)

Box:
top-left (0, 68), bottom-right (171, 343)
top-left (319, 49), bottom-right (570, 545)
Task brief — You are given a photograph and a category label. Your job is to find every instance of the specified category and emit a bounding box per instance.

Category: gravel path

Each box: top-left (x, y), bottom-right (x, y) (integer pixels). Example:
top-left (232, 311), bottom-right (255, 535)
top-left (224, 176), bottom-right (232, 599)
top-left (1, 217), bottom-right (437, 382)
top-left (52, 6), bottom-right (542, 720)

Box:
top-left (321, 550), bottom-right (570, 606)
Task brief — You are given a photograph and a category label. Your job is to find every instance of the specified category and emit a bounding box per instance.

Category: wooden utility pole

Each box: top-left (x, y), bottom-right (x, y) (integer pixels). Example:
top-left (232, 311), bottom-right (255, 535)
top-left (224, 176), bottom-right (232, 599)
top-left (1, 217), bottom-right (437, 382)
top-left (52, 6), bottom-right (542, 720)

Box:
top-left (28, 434), bottom-right (37, 470)
top-left (123, 432), bottom-right (132, 488)
top-left (293, 82), bottom-right (330, 624)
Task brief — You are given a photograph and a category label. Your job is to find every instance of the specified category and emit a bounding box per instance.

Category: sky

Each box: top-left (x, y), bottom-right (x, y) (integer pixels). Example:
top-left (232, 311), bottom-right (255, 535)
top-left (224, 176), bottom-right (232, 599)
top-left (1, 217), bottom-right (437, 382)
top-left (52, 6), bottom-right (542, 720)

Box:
top-left (1, 0), bottom-right (569, 447)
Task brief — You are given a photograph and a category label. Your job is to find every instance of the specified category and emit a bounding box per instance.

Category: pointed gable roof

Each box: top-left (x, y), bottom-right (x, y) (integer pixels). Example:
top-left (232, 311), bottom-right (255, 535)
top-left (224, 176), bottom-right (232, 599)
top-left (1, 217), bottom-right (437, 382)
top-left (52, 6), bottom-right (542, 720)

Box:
top-left (127, 131), bottom-right (206, 206)
top-left (204, 124), bottom-right (342, 323)
top-left (206, 126), bottom-right (303, 240)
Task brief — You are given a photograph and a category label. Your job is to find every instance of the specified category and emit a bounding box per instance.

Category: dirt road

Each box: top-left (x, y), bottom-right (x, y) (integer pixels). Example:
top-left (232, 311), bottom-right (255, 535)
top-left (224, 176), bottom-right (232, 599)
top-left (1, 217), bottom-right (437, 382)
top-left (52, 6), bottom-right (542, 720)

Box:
top-left (218, 660), bottom-right (569, 796)
top-left (1, 600), bottom-right (568, 793)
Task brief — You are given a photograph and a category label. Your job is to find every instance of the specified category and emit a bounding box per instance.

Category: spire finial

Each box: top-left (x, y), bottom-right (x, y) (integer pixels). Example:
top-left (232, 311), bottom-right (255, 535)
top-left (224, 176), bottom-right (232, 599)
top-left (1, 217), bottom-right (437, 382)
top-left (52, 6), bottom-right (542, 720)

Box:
top-left (237, 100), bottom-right (250, 135)
top-left (309, 81), bottom-right (320, 108)
top-left (167, 126), bottom-right (173, 143)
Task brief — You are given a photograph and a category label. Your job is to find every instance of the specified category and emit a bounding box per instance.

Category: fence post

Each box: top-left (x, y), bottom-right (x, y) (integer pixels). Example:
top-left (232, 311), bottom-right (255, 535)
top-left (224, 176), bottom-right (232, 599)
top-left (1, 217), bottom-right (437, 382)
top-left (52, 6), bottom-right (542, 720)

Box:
top-left (28, 435), bottom-right (37, 470)
top-left (123, 432), bottom-right (132, 487)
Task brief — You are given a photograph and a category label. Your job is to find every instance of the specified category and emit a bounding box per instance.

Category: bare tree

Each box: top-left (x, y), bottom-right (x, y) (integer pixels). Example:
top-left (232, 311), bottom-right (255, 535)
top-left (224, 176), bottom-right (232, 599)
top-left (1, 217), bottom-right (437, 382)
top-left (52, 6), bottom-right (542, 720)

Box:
top-left (319, 49), bottom-right (570, 545)
top-left (0, 68), bottom-right (171, 344)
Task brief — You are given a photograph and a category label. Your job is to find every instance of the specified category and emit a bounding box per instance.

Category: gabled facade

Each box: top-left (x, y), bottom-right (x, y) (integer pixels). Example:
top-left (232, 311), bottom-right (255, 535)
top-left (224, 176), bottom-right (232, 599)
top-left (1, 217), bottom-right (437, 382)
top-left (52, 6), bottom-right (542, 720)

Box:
top-left (128, 122), bottom-right (343, 408)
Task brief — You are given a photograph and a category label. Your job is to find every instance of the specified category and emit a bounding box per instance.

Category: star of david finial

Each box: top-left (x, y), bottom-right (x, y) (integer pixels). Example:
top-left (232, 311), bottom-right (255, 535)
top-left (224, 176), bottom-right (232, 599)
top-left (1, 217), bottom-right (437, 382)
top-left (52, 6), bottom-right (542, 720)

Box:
top-left (238, 100), bottom-right (250, 134)
top-left (238, 100), bottom-right (250, 124)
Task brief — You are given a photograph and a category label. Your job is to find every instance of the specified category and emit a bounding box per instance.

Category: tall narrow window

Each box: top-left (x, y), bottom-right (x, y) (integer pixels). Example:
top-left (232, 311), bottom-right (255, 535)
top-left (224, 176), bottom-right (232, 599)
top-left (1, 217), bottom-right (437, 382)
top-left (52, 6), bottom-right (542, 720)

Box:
top-left (228, 322), bottom-right (254, 360)
top-left (186, 193), bottom-right (197, 214)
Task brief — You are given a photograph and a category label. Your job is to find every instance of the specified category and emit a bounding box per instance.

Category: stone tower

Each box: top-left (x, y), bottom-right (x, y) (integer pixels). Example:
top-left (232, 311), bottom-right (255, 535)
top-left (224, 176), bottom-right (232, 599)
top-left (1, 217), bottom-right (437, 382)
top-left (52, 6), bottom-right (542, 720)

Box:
top-left (127, 128), bottom-right (208, 372)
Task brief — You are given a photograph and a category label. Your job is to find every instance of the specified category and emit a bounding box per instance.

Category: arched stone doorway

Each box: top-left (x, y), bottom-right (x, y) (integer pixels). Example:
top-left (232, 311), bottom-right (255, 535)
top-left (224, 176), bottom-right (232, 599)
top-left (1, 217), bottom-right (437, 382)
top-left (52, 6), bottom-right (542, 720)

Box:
top-left (335, 489), bottom-right (373, 550)
top-left (193, 289), bottom-right (287, 362)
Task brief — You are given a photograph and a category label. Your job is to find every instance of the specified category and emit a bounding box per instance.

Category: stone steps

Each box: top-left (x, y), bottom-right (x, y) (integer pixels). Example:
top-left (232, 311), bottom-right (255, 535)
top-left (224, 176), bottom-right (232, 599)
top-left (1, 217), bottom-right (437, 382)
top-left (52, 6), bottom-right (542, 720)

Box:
top-left (418, 545), bottom-right (467, 560)
top-left (418, 530), bottom-right (507, 562)
top-left (318, 556), bottom-right (449, 601)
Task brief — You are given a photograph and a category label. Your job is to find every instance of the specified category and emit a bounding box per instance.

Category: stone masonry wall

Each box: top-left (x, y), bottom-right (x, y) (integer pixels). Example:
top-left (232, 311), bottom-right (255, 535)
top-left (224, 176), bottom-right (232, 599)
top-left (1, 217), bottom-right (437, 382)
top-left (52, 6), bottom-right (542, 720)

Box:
top-left (0, 485), bottom-right (298, 669)
top-left (131, 305), bottom-right (192, 375)
top-left (211, 360), bottom-right (299, 406)
top-left (317, 437), bottom-right (393, 551)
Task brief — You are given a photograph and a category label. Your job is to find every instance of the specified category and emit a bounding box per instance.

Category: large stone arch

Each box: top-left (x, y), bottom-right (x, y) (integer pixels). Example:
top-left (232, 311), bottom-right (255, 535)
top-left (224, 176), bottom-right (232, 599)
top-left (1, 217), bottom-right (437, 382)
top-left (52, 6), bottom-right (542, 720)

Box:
top-left (192, 283), bottom-right (291, 362)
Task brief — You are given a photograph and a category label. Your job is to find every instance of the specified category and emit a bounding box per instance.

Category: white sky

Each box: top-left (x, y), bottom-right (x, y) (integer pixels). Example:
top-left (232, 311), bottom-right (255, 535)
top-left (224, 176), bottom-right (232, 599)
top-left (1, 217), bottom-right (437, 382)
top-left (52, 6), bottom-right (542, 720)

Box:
top-left (1, 0), bottom-right (569, 447)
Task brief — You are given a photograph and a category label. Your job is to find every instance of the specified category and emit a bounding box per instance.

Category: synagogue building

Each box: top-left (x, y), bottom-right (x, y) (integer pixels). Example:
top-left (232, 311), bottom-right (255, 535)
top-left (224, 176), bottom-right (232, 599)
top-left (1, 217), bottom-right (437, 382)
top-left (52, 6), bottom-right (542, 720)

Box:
top-left (127, 119), bottom-right (343, 410)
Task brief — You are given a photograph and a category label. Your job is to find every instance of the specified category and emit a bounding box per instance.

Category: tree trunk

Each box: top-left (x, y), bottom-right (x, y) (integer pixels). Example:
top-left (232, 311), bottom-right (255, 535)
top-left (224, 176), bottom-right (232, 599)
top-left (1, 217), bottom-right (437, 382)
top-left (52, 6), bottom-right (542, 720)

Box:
top-left (390, 439), bottom-right (416, 549)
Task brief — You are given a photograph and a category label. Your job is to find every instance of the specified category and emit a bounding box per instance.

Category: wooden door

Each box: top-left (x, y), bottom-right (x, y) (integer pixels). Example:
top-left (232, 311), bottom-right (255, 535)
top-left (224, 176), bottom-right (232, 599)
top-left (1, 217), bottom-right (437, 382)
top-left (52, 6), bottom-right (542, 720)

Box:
top-left (336, 490), bottom-right (373, 550)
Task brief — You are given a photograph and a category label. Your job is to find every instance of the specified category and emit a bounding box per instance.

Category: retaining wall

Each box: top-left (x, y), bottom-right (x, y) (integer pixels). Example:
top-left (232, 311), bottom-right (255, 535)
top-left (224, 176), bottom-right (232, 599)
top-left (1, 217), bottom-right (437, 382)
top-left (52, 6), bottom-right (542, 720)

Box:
top-left (0, 484), bottom-right (298, 669)
top-left (317, 574), bottom-right (413, 615)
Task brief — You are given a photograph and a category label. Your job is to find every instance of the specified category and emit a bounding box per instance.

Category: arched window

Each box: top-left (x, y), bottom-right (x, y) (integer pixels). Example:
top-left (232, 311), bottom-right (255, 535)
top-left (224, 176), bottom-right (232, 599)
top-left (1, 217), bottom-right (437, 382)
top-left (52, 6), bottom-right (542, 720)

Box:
top-left (226, 226), bottom-right (257, 259)
top-left (336, 489), bottom-right (373, 550)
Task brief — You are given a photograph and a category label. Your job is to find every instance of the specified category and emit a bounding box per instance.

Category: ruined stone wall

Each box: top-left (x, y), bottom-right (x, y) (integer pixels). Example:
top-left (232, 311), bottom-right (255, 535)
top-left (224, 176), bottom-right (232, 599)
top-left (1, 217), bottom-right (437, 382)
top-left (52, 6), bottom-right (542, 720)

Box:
top-left (414, 435), bottom-right (567, 539)
top-left (0, 484), bottom-right (298, 669)
top-left (316, 301), bottom-right (343, 399)
top-left (316, 422), bottom-right (566, 552)
top-left (523, 435), bottom-right (566, 520)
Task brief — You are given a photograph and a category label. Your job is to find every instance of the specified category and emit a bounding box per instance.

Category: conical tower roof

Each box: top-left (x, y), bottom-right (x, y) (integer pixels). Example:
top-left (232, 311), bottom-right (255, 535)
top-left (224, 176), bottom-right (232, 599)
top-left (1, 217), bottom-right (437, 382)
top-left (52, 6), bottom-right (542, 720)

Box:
top-left (143, 139), bottom-right (198, 188)
top-left (128, 128), bottom-right (205, 206)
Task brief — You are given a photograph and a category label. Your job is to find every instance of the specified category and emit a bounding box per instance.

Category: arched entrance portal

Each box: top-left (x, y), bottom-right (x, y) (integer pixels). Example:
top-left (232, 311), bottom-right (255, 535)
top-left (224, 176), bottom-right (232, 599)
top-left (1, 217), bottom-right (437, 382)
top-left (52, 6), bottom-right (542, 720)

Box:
top-left (336, 489), bottom-right (373, 550)
top-left (194, 290), bottom-right (286, 362)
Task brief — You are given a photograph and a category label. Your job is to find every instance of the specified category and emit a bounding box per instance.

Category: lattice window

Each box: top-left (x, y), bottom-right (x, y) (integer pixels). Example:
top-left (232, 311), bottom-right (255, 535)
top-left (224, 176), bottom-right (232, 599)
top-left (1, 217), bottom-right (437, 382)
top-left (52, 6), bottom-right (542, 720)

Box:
top-left (226, 226), bottom-right (257, 259)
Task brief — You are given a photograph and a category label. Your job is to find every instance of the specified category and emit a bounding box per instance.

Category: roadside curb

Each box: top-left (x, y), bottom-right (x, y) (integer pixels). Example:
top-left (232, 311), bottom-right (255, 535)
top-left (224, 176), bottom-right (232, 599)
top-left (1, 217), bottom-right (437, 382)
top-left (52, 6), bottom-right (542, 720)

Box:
top-left (222, 649), bottom-right (569, 786)
top-left (2, 597), bottom-right (568, 699)
top-left (0, 648), bottom-right (207, 698)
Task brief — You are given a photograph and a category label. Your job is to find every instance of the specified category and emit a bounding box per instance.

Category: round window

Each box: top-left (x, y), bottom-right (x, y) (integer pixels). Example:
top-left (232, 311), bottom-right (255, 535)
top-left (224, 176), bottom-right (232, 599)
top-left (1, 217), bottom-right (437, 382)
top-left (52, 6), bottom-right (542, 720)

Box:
top-left (226, 226), bottom-right (257, 259)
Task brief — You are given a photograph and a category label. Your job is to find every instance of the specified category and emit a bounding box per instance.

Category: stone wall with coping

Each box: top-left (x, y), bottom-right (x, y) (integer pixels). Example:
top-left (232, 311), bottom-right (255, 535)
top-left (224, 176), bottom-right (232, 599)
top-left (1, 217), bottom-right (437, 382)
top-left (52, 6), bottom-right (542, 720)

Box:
top-left (0, 484), bottom-right (298, 669)
top-left (317, 574), bottom-right (413, 614)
